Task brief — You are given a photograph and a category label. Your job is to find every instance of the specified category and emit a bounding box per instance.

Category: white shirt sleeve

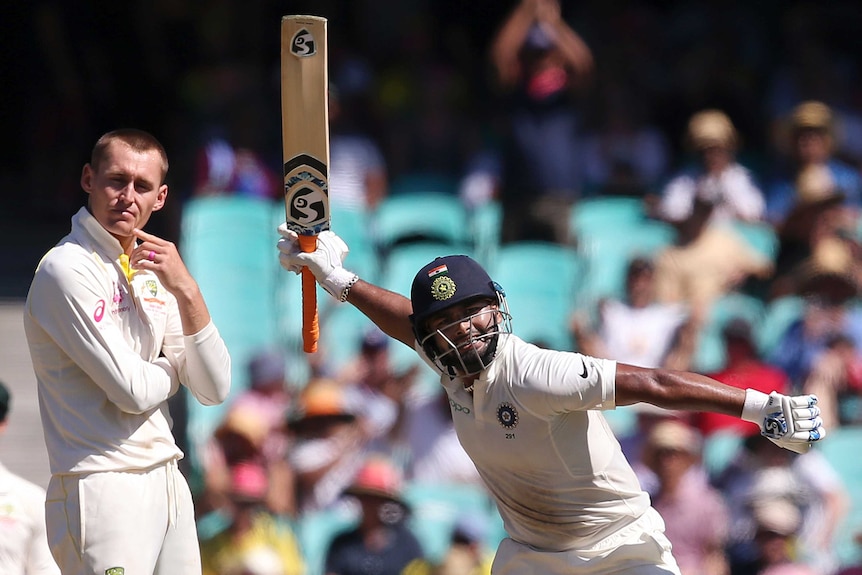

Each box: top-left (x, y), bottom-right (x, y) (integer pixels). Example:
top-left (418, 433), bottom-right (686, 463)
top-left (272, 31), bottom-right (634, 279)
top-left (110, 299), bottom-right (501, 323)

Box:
top-left (27, 255), bottom-right (178, 415)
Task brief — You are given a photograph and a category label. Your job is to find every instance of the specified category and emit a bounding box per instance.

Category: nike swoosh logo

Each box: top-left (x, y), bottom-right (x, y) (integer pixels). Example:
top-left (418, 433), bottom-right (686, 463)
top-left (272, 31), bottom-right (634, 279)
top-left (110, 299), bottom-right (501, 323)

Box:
top-left (579, 358), bottom-right (589, 379)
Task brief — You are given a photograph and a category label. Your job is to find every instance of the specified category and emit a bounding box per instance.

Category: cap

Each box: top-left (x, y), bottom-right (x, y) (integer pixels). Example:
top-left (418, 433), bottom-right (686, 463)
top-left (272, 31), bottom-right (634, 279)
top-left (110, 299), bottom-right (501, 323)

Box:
top-left (343, 455), bottom-right (406, 504)
top-left (361, 327), bottom-right (389, 352)
top-left (687, 109), bottom-right (737, 150)
top-left (410, 255), bottom-right (499, 330)
top-left (791, 100), bottom-right (833, 131)
top-left (229, 461), bottom-right (268, 502)
top-left (645, 420), bottom-right (703, 455)
top-left (752, 499), bottom-right (801, 536)
top-left (287, 378), bottom-right (356, 429)
top-left (0, 381), bottom-right (9, 422)
top-left (247, 350), bottom-right (286, 387)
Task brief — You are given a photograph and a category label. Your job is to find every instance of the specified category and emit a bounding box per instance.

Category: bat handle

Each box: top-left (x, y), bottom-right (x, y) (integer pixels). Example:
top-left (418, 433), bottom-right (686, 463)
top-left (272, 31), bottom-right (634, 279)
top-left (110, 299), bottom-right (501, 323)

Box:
top-left (298, 234), bottom-right (319, 353)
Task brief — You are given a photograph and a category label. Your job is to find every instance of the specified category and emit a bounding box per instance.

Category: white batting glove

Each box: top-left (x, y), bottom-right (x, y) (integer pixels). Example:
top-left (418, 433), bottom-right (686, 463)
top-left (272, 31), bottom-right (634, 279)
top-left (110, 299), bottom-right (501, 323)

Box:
top-left (741, 389), bottom-right (826, 454)
top-left (277, 224), bottom-right (358, 301)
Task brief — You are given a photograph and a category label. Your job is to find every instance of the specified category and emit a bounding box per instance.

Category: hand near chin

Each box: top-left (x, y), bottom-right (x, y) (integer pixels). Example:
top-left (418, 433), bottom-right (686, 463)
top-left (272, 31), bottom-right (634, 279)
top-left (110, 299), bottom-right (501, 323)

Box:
top-left (131, 228), bottom-right (196, 296)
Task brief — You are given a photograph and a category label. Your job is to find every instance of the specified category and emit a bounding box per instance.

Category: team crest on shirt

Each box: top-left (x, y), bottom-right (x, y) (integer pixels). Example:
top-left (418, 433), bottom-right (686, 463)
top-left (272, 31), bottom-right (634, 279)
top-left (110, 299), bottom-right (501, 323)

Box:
top-left (105, 568), bottom-right (124, 575)
top-left (144, 279), bottom-right (159, 297)
top-left (431, 276), bottom-right (457, 301)
top-left (497, 402), bottom-right (519, 429)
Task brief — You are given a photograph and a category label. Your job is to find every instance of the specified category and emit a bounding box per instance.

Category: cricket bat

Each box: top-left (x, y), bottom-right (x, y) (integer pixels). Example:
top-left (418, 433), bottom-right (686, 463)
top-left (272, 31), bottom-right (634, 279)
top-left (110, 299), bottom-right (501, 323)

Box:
top-left (281, 15), bottom-right (330, 353)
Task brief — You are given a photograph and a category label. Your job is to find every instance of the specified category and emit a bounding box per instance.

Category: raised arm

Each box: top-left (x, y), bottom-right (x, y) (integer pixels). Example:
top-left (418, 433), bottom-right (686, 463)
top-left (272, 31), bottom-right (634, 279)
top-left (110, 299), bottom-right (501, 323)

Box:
top-left (276, 226), bottom-right (416, 348)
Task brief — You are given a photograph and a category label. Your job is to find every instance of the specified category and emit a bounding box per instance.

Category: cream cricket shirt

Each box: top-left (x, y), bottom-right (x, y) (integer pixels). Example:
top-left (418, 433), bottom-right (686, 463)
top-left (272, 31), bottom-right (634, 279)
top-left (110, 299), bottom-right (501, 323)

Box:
top-left (424, 334), bottom-right (650, 552)
top-left (24, 208), bottom-right (231, 475)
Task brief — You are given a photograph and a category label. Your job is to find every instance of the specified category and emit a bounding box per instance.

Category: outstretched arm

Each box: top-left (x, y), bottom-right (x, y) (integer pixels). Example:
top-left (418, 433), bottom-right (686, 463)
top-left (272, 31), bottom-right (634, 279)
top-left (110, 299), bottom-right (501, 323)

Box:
top-left (615, 363), bottom-right (825, 454)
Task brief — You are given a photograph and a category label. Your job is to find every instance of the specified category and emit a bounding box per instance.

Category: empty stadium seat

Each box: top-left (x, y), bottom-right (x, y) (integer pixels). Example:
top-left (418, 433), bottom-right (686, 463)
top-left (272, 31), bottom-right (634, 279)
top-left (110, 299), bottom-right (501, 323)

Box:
top-left (370, 192), bottom-right (470, 253)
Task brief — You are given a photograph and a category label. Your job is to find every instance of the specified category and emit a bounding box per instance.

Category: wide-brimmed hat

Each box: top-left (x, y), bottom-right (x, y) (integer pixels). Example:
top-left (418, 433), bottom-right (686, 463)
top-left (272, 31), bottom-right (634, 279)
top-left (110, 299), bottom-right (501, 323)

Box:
top-left (791, 100), bottom-right (834, 133)
top-left (343, 455), bottom-right (407, 506)
top-left (794, 238), bottom-right (859, 304)
top-left (286, 378), bottom-right (357, 431)
top-left (686, 109), bottom-right (738, 151)
top-left (779, 164), bottom-right (846, 241)
top-left (645, 420), bottom-right (703, 456)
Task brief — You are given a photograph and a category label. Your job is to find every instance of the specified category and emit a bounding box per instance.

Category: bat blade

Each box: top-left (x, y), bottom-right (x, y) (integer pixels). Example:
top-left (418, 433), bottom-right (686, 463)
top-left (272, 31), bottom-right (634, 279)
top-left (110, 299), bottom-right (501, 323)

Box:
top-left (281, 15), bottom-right (330, 354)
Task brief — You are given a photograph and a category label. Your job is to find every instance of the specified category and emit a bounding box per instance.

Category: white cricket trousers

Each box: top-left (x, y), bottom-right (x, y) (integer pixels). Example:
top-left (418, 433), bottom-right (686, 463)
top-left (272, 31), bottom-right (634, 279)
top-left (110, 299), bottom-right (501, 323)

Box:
top-left (491, 508), bottom-right (682, 575)
top-left (45, 459), bottom-right (201, 575)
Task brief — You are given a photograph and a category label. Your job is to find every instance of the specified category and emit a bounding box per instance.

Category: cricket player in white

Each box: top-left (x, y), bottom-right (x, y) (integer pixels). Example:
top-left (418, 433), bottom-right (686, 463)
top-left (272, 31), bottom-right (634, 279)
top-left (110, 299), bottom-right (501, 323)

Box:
top-left (278, 228), bottom-right (825, 575)
top-left (24, 129), bottom-right (232, 575)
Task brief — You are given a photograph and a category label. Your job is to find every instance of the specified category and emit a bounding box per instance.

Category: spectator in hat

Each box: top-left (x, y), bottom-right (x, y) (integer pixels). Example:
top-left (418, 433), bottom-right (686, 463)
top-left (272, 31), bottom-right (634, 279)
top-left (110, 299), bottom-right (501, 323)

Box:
top-left (656, 109), bottom-right (766, 226)
top-left (0, 380), bottom-right (60, 575)
top-left (694, 317), bottom-right (791, 438)
top-left (733, 498), bottom-right (816, 575)
top-left (199, 461), bottom-right (304, 575)
top-left (286, 378), bottom-right (367, 514)
top-left (766, 100), bottom-right (862, 225)
top-left (769, 162), bottom-right (859, 300)
top-left (199, 350), bottom-right (296, 517)
top-left (768, 238), bottom-right (862, 394)
top-left (324, 455), bottom-right (430, 575)
top-left (336, 327), bottom-right (419, 453)
top-left (642, 420), bottom-right (729, 575)
top-left (435, 514), bottom-right (494, 575)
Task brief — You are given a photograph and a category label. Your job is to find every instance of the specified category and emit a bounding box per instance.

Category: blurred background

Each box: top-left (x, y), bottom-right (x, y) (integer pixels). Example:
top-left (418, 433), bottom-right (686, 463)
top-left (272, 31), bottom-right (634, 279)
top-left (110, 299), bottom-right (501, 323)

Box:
top-left (4, 2), bottom-right (862, 574)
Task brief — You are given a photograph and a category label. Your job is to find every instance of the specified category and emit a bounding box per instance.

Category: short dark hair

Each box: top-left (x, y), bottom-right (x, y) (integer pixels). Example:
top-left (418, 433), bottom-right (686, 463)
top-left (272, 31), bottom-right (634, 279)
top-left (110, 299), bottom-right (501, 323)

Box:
top-left (0, 381), bottom-right (10, 422)
top-left (91, 129), bottom-right (169, 183)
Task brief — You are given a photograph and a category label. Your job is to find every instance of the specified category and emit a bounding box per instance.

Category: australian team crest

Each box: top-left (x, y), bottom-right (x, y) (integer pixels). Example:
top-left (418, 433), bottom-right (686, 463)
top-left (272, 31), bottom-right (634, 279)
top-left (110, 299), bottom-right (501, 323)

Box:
top-left (497, 402), bottom-right (519, 429)
top-left (144, 279), bottom-right (159, 297)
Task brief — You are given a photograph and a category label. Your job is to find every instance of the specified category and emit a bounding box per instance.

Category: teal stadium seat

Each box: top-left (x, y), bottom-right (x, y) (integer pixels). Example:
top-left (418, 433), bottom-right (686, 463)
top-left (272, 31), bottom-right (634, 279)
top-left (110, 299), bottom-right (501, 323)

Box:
top-left (576, 220), bottom-right (677, 307)
top-left (692, 291), bottom-right (765, 373)
top-left (730, 220), bottom-right (780, 263)
top-left (756, 295), bottom-right (805, 358)
top-left (370, 192), bottom-right (470, 253)
top-left (388, 172), bottom-right (459, 197)
top-left (491, 241), bottom-right (584, 351)
top-left (180, 196), bottom-right (281, 459)
top-left (470, 200), bottom-right (503, 270)
top-left (569, 196), bottom-right (647, 241)
top-left (403, 482), bottom-right (502, 564)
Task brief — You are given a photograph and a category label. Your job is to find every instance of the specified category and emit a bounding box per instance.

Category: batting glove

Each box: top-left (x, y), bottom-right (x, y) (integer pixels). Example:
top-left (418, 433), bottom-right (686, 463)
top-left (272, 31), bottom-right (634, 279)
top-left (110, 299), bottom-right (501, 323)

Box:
top-left (741, 389), bottom-right (826, 454)
top-left (277, 224), bottom-right (358, 301)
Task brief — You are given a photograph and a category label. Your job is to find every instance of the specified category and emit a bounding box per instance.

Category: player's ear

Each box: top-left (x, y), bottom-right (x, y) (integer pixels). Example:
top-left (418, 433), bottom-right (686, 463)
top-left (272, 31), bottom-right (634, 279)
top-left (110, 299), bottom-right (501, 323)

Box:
top-left (152, 184), bottom-right (168, 212)
top-left (80, 164), bottom-right (94, 194)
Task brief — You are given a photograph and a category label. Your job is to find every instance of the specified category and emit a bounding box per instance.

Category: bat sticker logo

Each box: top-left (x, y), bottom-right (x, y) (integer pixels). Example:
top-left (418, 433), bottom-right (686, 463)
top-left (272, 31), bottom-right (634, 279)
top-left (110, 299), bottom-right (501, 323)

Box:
top-left (291, 28), bottom-right (316, 57)
top-left (289, 186), bottom-right (327, 226)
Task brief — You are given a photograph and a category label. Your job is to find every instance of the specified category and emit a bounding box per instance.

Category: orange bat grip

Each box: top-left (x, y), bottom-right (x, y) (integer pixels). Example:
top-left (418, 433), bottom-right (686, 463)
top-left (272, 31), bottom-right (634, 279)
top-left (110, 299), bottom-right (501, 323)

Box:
top-left (298, 234), bottom-right (319, 353)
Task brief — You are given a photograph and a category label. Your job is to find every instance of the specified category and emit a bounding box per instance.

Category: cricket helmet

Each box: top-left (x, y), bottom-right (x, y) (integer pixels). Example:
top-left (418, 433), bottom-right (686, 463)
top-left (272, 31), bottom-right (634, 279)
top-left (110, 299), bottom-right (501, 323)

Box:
top-left (409, 255), bottom-right (511, 376)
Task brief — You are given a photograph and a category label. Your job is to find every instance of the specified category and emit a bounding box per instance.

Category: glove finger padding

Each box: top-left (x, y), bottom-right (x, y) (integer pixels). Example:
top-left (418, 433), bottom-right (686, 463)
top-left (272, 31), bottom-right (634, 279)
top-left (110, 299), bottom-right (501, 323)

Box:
top-left (742, 390), bottom-right (826, 455)
top-left (276, 225), bottom-right (357, 301)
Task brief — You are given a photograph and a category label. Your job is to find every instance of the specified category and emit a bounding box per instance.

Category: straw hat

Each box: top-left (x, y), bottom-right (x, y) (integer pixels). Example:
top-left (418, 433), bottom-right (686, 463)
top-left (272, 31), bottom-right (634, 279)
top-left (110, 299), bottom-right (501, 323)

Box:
top-left (343, 455), bottom-right (407, 505)
top-left (286, 378), bottom-right (356, 430)
top-left (686, 109), bottom-right (738, 150)
top-left (794, 237), bottom-right (859, 304)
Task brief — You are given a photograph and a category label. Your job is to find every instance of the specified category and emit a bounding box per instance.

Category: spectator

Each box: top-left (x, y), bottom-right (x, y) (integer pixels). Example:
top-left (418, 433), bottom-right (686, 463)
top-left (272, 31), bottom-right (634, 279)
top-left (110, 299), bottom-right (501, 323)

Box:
top-left (694, 317), bottom-right (791, 438)
top-left (766, 100), bottom-right (862, 224)
top-left (199, 461), bottom-right (304, 575)
top-left (716, 434), bottom-right (847, 575)
top-left (491, 0), bottom-right (594, 244)
top-left (642, 420), bottom-right (729, 575)
top-left (324, 455), bottom-right (430, 575)
top-left (286, 378), bottom-right (367, 515)
top-left (770, 163), bottom-right (860, 300)
top-left (0, 380), bottom-right (60, 575)
top-left (435, 514), bottom-right (494, 575)
top-left (328, 84), bottom-right (389, 212)
top-left (402, 388), bottom-right (483, 486)
top-left (571, 255), bottom-right (695, 370)
top-left (735, 498), bottom-right (816, 575)
top-left (801, 332), bottom-right (862, 429)
top-left (653, 196), bottom-right (773, 316)
top-left (657, 109), bottom-right (766, 225)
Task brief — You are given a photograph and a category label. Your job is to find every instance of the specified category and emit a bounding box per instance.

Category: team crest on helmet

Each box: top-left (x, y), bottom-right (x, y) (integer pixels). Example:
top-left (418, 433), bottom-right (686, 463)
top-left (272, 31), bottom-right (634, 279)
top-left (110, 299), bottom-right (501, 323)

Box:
top-left (497, 402), bottom-right (518, 429)
top-left (144, 279), bottom-right (158, 297)
top-left (431, 276), bottom-right (457, 301)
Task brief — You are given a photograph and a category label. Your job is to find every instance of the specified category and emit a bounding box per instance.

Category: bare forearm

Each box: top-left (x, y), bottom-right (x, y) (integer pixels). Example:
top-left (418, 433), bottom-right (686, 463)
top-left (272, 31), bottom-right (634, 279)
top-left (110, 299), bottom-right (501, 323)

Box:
top-left (345, 280), bottom-right (416, 348)
top-left (615, 364), bottom-right (746, 417)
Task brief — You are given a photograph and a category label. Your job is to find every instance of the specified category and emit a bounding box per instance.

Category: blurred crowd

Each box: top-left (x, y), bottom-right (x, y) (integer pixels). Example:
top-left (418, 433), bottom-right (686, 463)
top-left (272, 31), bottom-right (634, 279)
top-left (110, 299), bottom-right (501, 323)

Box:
top-left (8, 0), bottom-right (862, 574)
